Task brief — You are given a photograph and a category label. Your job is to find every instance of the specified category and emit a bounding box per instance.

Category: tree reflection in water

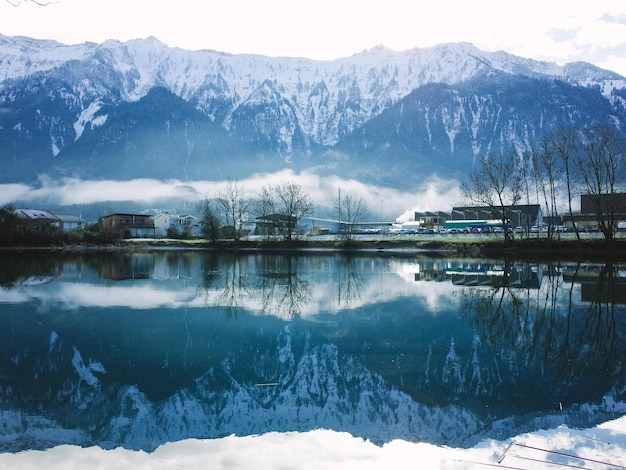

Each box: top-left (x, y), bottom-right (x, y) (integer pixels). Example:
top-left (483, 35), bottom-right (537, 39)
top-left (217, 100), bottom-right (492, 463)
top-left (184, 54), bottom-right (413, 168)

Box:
top-left (459, 258), bottom-right (626, 409)
top-left (334, 255), bottom-right (364, 307)
top-left (199, 253), bottom-right (313, 318)
top-left (257, 255), bottom-right (312, 318)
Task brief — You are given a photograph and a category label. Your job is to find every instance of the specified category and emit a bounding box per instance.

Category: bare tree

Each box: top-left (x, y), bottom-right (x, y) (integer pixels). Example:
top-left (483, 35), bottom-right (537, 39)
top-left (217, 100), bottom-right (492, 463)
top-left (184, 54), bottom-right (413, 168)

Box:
top-left (335, 189), bottom-right (369, 241)
top-left (255, 185), bottom-right (276, 240)
top-left (462, 151), bottom-right (523, 244)
top-left (262, 181), bottom-right (314, 240)
top-left (6, 0), bottom-right (57, 5)
top-left (257, 255), bottom-right (312, 318)
top-left (197, 197), bottom-right (221, 242)
top-left (576, 124), bottom-right (626, 241)
top-left (216, 180), bottom-right (250, 241)
top-left (518, 150), bottom-right (537, 238)
top-left (543, 126), bottom-right (581, 239)
top-left (532, 140), bottom-right (561, 240)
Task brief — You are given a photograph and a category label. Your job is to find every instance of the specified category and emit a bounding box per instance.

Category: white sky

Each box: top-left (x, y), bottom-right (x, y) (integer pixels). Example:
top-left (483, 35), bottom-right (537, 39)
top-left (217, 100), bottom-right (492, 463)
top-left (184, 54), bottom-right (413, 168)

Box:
top-left (1, 0), bottom-right (626, 76)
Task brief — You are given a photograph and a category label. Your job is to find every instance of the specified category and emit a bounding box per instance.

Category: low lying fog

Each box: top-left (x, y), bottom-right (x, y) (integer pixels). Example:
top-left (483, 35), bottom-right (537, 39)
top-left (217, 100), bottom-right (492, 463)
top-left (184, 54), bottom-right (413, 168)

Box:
top-left (0, 170), bottom-right (464, 222)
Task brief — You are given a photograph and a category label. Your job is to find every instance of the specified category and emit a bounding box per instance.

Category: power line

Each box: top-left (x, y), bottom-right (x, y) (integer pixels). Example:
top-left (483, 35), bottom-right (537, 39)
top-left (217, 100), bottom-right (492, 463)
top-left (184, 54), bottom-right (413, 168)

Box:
top-left (496, 441), bottom-right (626, 470)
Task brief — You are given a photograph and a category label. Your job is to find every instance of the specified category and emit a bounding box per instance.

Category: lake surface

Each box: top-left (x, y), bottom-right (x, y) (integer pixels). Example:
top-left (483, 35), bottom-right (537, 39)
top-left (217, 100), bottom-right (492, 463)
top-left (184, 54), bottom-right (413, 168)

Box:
top-left (0, 250), bottom-right (625, 453)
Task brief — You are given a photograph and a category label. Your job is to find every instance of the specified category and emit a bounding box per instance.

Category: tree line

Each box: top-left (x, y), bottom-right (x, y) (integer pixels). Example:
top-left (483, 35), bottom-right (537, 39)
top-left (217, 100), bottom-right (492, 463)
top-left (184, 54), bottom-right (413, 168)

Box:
top-left (9, 123), bottom-right (621, 247)
top-left (463, 123), bottom-right (626, 242)
top-left (0, 206), bottom-right (123, 246)
top-left (0, 181), bottom-right (369, 246)
top-left (198, 180), bottom-right (369, 242)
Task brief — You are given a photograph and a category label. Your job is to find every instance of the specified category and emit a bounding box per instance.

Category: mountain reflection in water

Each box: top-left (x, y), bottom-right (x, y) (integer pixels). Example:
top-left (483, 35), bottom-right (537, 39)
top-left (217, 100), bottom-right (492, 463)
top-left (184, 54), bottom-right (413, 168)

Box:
top-left (0, 251), bottom-right (624, 453)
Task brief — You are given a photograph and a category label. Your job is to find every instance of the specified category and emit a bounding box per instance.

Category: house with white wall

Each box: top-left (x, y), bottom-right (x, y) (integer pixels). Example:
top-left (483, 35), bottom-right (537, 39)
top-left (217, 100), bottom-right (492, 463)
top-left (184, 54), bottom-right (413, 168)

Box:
top-left (152, 213), bottom-right (200, 238)
top-left (55, 214), bottom-right (86, 230)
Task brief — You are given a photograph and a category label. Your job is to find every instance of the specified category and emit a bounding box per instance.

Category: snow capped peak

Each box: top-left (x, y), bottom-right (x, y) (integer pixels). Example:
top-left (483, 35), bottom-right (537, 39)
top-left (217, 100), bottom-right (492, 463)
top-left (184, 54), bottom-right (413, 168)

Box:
top-left (359, 44), bottom-right (394, 56)
top-left (431, 41), bottom-right (479, 54)
top-left (1, 35), bottom-right (620, 89)
top-left (0, 33), bottom-right (92, 82)
top-left (0, 34), bottom-right (624, 181)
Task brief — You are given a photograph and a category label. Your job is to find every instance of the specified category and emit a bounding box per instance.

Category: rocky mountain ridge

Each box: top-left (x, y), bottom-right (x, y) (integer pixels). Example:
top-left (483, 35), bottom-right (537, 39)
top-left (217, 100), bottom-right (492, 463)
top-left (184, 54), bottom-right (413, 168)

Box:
top-left (0, 34), bottom-right (625, 187)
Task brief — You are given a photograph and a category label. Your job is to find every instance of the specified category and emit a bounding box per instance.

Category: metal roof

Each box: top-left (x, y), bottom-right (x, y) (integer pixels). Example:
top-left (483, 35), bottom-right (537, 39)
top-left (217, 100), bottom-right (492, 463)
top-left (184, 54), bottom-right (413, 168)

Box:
top-left (14, 209), bottom-right (61, 221)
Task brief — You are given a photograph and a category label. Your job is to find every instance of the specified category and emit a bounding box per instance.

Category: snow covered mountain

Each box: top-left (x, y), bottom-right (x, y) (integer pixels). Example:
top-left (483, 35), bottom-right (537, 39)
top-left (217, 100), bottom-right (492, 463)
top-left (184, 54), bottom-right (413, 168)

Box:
top-left (0, 34), bottom-right (625, 187)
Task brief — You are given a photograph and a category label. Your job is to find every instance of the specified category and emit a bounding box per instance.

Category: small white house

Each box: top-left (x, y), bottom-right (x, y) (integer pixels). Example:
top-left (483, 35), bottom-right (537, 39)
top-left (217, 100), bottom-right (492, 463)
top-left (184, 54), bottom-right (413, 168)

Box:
top-left (55, 214), bottom-right (86, 230)
top-left (152, 213), bottom-right (200, 238)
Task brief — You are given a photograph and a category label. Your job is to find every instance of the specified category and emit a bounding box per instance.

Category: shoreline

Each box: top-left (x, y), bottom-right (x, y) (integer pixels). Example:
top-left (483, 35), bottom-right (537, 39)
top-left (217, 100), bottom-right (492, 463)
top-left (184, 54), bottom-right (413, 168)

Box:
top-left (121, 237), bottom-right (626, 261)
top-left (2, 237), bottom-right (626, 260)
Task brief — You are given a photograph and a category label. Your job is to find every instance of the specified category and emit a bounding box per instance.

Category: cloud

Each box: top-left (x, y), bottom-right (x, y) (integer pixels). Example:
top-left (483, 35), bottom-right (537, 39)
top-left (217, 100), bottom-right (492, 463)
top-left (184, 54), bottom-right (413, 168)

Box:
top-left (0, 183), bottom-right (32, 205)
top-left (26, 176), bottom-right (202, 205)
top-left (528, 8), bottom-right (626, 74)
top-left (0, 172), bottom-right (464, 221)
top-left (396, 176), bottom-right (464, 223)
top-left (601, 12), bottom-right (626, 25)
top-left (547, 28), bottom-right (580, 43)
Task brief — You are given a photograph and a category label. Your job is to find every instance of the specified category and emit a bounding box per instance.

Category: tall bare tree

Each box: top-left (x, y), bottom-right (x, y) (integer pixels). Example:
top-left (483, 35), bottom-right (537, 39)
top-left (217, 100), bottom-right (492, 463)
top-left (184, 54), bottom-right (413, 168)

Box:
top-left (463, 151), bottom-right (523, 244)
top-left (517, 149), bottom-right (538, 238)
top-left (335, 189), bottom-right (369, 241)
top-left (576, 124), bottom-right (626, 241)
top-left (532, 140), bottom-right (561, 240)
top-left (255, 185), bottom-right (276, 240)
top-left (262, 181), bottom-right (314, 240)
top-left (216, 180), bottom-right (250, 241)
top-left (543, 126), bottom-right (581, 239)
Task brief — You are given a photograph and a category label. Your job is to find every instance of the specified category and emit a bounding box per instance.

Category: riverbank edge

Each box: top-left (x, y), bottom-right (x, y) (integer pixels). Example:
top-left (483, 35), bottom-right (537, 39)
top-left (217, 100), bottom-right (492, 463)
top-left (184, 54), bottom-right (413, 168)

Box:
top-left (3, 238), bottom-right (626, 260)
top-left (81, 238), bottom-right (626, 260)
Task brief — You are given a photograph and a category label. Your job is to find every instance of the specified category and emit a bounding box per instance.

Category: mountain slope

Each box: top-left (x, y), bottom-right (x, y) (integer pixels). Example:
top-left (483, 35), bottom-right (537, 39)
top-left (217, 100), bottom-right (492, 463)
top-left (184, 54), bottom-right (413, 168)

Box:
top-left (55, 86), bottom-right (269, 181)
top-left (329, 72), bottom-right (624, 183)
top-left (0, 35), bottom-right (625, 187)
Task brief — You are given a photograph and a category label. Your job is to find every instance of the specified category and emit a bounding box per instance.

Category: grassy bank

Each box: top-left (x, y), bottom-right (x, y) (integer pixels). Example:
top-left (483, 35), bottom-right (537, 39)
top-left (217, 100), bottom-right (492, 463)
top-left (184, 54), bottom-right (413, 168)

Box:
top-left (5, 233), bottom-right (625, 260)
top-left (125, 236), bottom-right (626, 260)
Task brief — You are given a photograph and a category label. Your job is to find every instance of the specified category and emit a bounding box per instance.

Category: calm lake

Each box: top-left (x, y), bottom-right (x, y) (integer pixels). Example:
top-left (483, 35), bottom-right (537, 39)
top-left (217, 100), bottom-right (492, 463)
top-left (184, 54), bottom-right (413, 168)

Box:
top-left (0, 250), bottom-right (625, 453)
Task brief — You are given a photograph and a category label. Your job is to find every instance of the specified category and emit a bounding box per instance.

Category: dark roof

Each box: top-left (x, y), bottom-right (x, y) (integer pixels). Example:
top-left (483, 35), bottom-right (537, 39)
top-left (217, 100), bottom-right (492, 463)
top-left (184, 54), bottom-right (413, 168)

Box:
top-left (14, 209), bottom-right (60, 221)
top-left (102, 213), bottom-right (152, 218)
top-left (256, 213), bottom-right (297, 222)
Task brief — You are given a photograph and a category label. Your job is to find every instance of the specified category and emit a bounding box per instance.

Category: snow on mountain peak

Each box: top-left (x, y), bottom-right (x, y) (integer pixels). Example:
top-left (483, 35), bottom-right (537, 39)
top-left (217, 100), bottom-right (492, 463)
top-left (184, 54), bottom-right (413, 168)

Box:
top-left (0, 33), bottom-right (92, 82)
top-left (0, 34), bottom-right (623, 166)
top-left (1, 35), bottom-right (617, 94)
